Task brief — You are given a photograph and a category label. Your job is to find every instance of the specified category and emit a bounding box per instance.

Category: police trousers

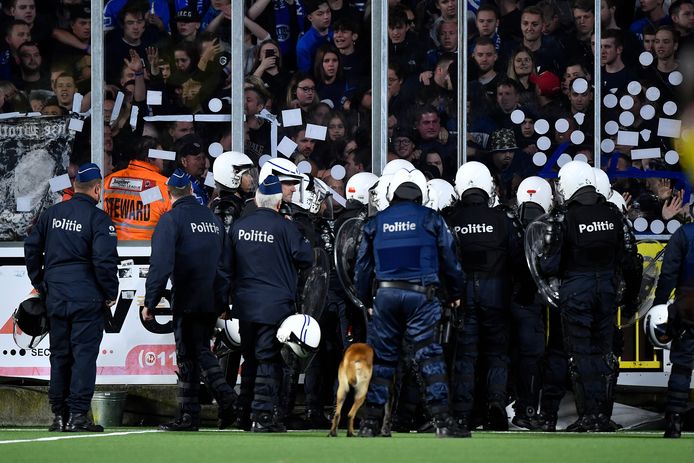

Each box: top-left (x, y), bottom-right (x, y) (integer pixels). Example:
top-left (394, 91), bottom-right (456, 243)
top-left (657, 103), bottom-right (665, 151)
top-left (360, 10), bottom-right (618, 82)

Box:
top-left (48, 299), bottom-right (104, 415)
top-left (173, 313), bottom-right (236, 417)
top-left (239, 321), bottom-right (283, 415)
top-left (364, 288), bottom-right (449, 419)
top-left (667, 324), bottom-right (694, 413)
top-left (559, 272), bottom-right (616, 416)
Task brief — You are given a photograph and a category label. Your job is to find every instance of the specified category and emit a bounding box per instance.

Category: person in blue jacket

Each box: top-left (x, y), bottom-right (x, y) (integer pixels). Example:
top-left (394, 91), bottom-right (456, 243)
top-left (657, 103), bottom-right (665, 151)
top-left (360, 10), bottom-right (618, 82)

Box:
top-left (143, 168), bottom-right (237, 431)
top-left (353, 168), bottom-right (468, 438)
top-left (25, 163), bottom-right (119, 433)
top-left (652, 222), bottom-right (694, 438)
top-left (228, 174), bottom-right (313, 432)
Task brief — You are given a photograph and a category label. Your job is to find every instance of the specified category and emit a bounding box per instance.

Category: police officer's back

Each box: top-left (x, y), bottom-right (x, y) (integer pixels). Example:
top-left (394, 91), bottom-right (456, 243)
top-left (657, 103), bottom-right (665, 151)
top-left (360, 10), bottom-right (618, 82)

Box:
top-left (443, 161), bottom-right (522, 431)
top-left (25, 163), bottom-right (118, 433)
top-left (354, 168), bottom-right (467, 438)
top-left (229, 175), bottom-right (313, 432)
top-left (144, 169), bottom-right (236, 431)
top-left (539, 161), bottom-right (633, 432)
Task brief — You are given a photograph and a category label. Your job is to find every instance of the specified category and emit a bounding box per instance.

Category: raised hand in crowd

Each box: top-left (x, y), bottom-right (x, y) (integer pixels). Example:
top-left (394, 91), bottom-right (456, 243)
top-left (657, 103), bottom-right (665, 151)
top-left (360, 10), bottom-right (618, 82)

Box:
top-left (146, 46), bottom-right (160, 77)
top-left (662, 188), bottom-right (687, 221)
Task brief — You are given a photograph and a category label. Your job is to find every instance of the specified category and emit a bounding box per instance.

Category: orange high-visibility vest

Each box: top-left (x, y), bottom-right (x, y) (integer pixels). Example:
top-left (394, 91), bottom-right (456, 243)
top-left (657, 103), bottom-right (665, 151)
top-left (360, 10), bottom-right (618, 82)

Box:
top-left (103, 160), bottom-right (172, 240)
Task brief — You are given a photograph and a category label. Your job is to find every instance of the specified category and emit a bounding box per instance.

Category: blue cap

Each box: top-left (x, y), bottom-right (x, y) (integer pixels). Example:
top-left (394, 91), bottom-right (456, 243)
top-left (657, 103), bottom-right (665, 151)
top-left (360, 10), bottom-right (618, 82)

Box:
top-left (167, 168), bottom-right (192, 188)
top-left (258, 174), bottom-right (282, 195)
top-left (75, 163), bottom-right (102, 182)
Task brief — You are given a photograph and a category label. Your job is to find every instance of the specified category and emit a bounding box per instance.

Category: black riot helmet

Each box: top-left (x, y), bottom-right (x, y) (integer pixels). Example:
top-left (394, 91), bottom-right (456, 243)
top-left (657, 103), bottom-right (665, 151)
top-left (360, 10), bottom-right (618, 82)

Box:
top-left (13, 293), bottom-right (48, 348)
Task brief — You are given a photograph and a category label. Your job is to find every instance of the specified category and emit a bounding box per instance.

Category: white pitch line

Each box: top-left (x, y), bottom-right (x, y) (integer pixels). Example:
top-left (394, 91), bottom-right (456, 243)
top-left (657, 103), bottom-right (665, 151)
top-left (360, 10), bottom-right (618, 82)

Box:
top-left (0, 429), bottom-right (159, 444)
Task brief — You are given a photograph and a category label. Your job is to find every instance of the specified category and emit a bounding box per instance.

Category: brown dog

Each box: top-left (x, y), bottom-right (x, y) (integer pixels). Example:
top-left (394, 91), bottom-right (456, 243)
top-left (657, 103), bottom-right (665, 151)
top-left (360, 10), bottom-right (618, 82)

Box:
top-left (328, 342), bottom-right (374, 437)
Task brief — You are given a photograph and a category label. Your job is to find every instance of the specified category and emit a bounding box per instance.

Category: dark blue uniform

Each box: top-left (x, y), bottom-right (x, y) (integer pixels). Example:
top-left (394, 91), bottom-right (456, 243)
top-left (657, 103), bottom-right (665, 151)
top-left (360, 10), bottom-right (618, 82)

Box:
top-left (145, 195), bottom-right (237, 425)
top-left (653, 223), bottom-right (694, 424)
top-left (25, 193), bottom-right (119, 419)
top-left (540, 189), bottom-right (631, 431)
top-left (444, 195), bottom-right (522, 429)
top-left (229, 207), bottom-right (313, 423)
top-left (354, 200), bottom-right (463, 428)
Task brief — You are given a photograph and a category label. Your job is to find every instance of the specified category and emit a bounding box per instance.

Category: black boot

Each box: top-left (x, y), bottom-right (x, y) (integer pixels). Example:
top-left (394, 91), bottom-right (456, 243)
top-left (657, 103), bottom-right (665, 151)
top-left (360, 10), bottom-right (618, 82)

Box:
top-left (535, 412), bottom-right (557, 432)
top-left (512, 407), bottom-right (539, 430)
top-left (357, 418), bottom-right (380, 437)
top-left (433, 415), bottom-right (471, 438)
top-left (65, 413), bottom-right (104, 432)
top-left (251, 410), bottom-right (287, 433)
top-left (485, 402), bottom-right (509, 431)
top-left (218, 405), bottom-right (236, 430)
top-left (664, 412), bottom-right (682, 438)
top-left (159, 413), bottom-right (199, 431)
top-left (48, 413), bottom-right (66, 432)
top-left (565, 414), bottom-right (597, 432)
top-left (306, 408), bottom-right (331, 429)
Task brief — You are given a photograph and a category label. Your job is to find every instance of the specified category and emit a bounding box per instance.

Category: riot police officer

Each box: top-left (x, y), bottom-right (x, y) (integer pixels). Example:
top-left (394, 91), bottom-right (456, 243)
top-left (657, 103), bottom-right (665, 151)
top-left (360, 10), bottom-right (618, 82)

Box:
top-left (444, 161), bottom-right (523, 431)
top-left (229, 175), bottom-right (314, 432)
top-left (354, 168), bottom-right (468, 438)
top-left (210, 151), bottom-right (257, 429)
top-left (539, 161), bottom-right (639, 432)
top-left (652, 222), bottom-right (694, 438)
top-left (510, 176), bottom-right (553, 429)
top-left (25, 163), bottom-right (119, 432)
top-left (143, 169), bottom-right (238, 431)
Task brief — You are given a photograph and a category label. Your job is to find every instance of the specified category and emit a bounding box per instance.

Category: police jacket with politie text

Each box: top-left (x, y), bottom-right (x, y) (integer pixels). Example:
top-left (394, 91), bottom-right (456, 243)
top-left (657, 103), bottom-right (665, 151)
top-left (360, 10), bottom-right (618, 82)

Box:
top-left (145, 195), bottom-right (228, 315)
top-left (229, 207), bottom-right (313, 324)
top-left (540, 189), bottom-right (625, 277)
top-left (354, 200), bottom-right (463, 304)
top-left (25, 193), bottom-right (119, 303)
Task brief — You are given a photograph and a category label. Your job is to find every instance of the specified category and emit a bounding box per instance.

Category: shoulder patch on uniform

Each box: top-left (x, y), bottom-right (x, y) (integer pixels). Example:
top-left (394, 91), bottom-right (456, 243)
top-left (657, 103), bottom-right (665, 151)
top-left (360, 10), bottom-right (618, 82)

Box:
top-left (109, 177), bottom-right (144, 192)
top-left (108, 225), bottom-right (117, 237)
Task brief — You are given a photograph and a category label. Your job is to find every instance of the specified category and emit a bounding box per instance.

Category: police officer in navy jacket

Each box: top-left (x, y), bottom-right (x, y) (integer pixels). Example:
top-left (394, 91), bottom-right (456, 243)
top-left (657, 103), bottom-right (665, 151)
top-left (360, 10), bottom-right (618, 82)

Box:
top-left (353, 168), bottom-right (468, 438)
top-left (229, 175), bottom-right (313, 432)
top-left (143, 169), bottom-right (237, 431)
top-left (25, 163), bottom-right (119, 433)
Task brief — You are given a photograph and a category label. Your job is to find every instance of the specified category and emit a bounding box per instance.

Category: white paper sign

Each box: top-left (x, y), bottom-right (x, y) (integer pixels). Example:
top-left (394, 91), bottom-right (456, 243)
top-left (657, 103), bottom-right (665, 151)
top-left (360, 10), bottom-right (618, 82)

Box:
top-left (277, 137), bottom-right (298, 157)
top-left (68, 118), bottom-right (84, 132)
top-left (49, 174), bottom-right (72, 192)
top-left (631, 148), bottom-right (661, 160)
top-left (147, 149), bottom-right (177, 161)
top-left (204, 171), bottom-right (216, 188)
top-left (16, 197), bottom-right (32, 212)
top-left (281, 109), bottom-right (303, 127)
top-left (140, 187), bottom-right (163, 205)
top-left (657, 118), bottom-right (682, 139)
top-left (616, 131), bottom-right (639, 147)
top-left (305, 123), bottom-right (327, 141)
top-left (146, 90), bottom-right (162, 106)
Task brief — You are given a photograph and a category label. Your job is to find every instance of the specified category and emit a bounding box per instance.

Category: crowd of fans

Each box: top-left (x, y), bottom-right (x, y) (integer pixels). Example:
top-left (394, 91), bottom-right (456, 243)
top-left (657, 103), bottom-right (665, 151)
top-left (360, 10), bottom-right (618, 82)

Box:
top-left (0, 0), bottom-right (693, 237)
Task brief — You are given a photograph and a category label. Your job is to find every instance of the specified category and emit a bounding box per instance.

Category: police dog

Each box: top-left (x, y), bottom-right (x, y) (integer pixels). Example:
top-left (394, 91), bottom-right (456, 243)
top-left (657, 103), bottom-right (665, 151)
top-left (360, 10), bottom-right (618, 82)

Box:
top-left (328, 342), bottom-right (374, 437)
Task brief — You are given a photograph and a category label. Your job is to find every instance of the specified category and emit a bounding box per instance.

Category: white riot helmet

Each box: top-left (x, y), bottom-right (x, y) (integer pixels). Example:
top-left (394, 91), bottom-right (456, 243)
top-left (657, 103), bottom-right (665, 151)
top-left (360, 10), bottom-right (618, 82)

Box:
top-left (276, 314), bottom-right (321, 358)
top-left (372, 174), bottom-right (393, 212)
top-left (455, 161), bottom-right (495, 205)
top-left (292, 174), bottom-right (331, 214)
top-left (426, 179), bottom-right (456, 211)
top-left (213, 151), bottom-right (254, 189)
top-left (644, 304), bottom-right (672, 349)
top-left (216, 318), bottom-right (241, 349)
top-left (593, 167), bottom-right (612, 200)
top-left (346, 172), bottom-right (378, 205)
top-left (382, 159), bottom-right (415, 176)
top-left (516, 176), bottom-right (553, 213)
top-left (387, 168), bottom-right (429, 204)
top-left (258, 157), bottom-right (302, 184)
top-left (608, 191), bottom-right (628, 213)
top-left (557, 160), bottom-right (596, 202)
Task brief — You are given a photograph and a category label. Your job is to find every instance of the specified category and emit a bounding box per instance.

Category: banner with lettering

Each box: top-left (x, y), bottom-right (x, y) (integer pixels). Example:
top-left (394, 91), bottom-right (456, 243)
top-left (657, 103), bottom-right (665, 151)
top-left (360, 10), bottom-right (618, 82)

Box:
top-left (0, 261), bottom-right (178, 384)
top-left (0, 116), bottom-right (74, 241)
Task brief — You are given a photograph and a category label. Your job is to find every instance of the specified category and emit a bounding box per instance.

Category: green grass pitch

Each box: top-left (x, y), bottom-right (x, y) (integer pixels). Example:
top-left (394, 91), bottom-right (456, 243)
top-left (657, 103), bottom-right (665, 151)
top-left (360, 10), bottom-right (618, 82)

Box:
top-left (0, 429), bottom-right (692, 463)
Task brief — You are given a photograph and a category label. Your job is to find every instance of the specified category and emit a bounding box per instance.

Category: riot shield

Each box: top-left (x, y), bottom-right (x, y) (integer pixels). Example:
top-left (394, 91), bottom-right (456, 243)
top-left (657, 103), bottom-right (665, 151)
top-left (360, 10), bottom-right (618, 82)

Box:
top-left (334, 216), bottom-right (368, 313)
top-left (297, 247), bottom-right (330, 321)
top-left (622, 241), bottom-right (665, 327)
top-left (524, 217), bottom-right (560, 309)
